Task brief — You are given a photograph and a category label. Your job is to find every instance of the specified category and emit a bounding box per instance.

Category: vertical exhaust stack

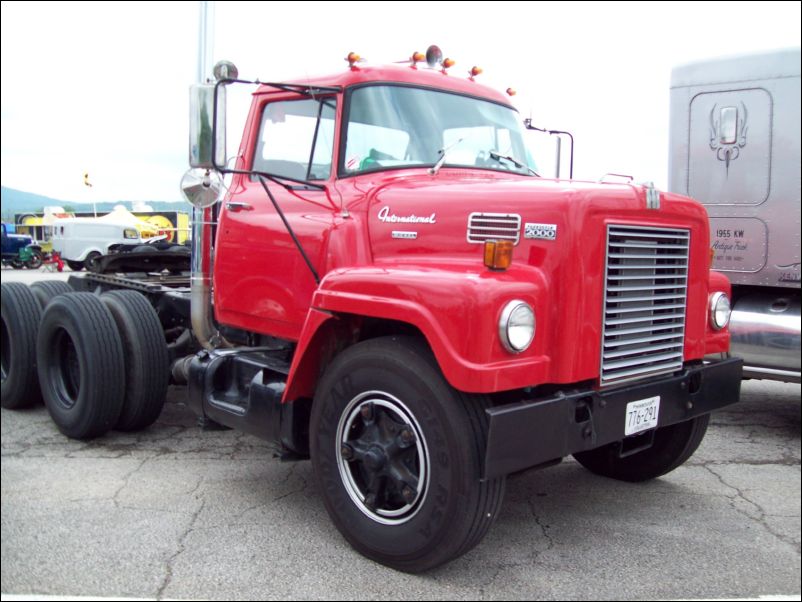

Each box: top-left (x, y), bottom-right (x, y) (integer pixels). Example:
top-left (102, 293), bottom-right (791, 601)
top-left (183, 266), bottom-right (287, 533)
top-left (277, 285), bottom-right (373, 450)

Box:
top-left (180, 1), bottom-right (231, 350)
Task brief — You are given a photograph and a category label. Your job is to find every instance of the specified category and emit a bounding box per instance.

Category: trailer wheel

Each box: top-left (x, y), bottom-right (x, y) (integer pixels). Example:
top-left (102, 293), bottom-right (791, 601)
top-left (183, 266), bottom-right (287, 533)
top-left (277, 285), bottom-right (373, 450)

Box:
top-left (66, 260), bottom-right (84, 272)
top-left (30, 280), bottom-right (74, 310)
top-left (1, 283), bottom-right (43, 409)
top-left (310, 336), bottom-right (505, 573)
top-left (101, 291), bottom-right (169, 431)
top-left (37, 293), bottom-right (125, 439)
top-left (572, 414), bottom-right (710, 482)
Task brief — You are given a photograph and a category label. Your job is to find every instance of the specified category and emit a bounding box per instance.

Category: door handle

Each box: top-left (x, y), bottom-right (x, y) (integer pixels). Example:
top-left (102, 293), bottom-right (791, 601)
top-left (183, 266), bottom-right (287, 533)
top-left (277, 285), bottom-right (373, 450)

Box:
top-left (226, 202), bottom-right (253, 212)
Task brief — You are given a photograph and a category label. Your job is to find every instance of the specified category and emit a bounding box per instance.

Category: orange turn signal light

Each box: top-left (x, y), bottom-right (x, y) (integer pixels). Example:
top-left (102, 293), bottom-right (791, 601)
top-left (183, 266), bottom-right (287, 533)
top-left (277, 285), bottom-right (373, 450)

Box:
top-left (346, 52), bottom-right (361, 67)
top-left (484, 240), bottom-right (514, 271)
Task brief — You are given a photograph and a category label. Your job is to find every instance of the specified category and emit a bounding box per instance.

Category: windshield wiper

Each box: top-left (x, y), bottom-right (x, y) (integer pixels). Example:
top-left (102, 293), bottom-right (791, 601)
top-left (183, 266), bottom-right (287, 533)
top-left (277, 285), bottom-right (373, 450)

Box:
top-left (489, 150), bottom-right (539, 177)
top-left (429, 137), bottom-right (465, 175)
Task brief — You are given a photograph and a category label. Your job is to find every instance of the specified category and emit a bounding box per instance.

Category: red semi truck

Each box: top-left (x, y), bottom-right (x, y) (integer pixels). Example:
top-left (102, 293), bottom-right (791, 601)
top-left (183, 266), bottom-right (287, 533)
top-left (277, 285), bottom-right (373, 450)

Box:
top-left (1, 49), bottom-right (742, 572)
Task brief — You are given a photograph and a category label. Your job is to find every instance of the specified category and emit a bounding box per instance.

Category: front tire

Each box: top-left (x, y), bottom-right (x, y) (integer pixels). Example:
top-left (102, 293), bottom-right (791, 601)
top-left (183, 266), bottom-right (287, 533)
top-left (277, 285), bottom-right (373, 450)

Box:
top-left (310, 336), bottom-right (505, 573)
top-left (573, 414), bottom-right (710, 482)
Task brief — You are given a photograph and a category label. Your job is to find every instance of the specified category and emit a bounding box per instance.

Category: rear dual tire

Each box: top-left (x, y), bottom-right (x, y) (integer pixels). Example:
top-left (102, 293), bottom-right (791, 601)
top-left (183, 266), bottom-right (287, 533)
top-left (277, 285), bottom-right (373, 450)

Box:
top-left (35, 290), bottom-right (169, 438)
top-left (1, 283), bottom-right (43, 409)
top-left (37, 293), bottom-right (126, 439)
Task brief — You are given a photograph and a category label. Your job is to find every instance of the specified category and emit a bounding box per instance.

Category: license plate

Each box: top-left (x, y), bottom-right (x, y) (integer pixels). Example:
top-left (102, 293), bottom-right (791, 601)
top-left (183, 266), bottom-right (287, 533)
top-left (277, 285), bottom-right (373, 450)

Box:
top-left (624, 396), bottom-right (660, 436)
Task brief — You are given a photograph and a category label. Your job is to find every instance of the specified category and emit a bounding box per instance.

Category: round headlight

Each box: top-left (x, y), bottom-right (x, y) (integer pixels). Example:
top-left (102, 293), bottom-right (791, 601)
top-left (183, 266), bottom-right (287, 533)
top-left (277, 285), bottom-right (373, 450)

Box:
top-left (709, 292), bottom-right (732, 330)
top-left (499, 300), bottom-right (535, 353)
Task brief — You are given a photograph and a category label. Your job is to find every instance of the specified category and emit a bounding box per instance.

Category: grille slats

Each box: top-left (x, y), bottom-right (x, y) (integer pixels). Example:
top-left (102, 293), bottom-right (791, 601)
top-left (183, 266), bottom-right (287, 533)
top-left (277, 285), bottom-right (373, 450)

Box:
top-left (600, 225), bottom-right (690, 386)
top-left (467, 213), bottom-right (521, 244)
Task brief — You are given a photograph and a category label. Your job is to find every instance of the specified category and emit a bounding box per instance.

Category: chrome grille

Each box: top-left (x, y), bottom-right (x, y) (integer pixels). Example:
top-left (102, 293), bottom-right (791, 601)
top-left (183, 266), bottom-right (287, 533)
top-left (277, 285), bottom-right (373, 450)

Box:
top-left (467, 213), bottom-right (521, 244)
top-left (600, 225), bottom-right (690, 386)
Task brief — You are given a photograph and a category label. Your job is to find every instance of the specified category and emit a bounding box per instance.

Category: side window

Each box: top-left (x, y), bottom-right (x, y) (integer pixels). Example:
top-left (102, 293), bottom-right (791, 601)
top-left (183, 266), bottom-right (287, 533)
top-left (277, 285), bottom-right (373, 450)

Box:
top-left (253, 98), bottom-right (336, 181)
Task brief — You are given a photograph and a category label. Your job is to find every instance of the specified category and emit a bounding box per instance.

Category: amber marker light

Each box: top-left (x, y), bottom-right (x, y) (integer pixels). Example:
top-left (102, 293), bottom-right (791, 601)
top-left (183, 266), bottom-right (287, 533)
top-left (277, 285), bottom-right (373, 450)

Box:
top-left (442, 58), bottom-right (456, 72)
top-left (411, 51), bottom-right (425, 67)
top-left (484, 240), bottom-right (514, 271)
top-left (469, 66), bottom-right (483, 80)
top-left (506, 88), bottom-right (517, 96)
top-left (346, 52), bottom-right (362, 68)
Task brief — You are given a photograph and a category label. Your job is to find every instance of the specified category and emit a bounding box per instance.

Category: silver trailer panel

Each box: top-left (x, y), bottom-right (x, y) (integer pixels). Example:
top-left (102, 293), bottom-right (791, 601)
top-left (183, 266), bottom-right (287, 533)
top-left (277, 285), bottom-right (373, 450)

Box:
top-left (669, 48), bottom-right (801, 382)
top-left (669, 48), bottom-right (801, 289)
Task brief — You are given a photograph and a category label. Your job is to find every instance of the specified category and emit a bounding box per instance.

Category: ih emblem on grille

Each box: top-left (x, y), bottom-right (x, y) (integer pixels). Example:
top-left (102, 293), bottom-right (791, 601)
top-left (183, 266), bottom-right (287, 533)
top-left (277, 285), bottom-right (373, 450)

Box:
top-left (643, 182), bottom-right (661, 210)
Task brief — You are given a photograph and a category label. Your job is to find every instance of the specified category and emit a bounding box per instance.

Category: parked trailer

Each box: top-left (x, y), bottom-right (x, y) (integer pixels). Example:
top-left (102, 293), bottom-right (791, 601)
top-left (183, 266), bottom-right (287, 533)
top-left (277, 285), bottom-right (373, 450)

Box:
top-left (669, 48), bottom-right (801, 383)
top-left (1, 48), bottom-right (742, 572)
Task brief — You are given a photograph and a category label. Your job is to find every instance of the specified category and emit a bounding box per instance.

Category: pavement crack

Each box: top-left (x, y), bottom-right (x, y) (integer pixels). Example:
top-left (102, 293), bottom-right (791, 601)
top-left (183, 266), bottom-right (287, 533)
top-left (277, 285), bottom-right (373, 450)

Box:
top-left (156, 477), bottom-right (205, 600)
top-left (112, 458), bottom-right (149, 509)
top-left (704, 464), bottom-right (801, 554)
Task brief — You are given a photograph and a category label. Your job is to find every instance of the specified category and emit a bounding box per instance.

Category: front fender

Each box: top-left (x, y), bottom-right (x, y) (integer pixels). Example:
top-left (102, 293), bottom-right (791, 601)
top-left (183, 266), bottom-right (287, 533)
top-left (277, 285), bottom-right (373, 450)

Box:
top-left (284, 262), bottom-right (552, 400)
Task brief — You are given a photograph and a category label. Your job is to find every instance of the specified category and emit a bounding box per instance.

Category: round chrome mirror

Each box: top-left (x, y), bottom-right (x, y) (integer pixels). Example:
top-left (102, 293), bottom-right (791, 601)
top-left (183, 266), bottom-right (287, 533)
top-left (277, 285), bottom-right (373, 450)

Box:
top-left (180, 168), bottom-right (223, 208)
top-left (425, 45), bottom-right (443, 68)
top-left (213, 60), bottom-right (239, 82)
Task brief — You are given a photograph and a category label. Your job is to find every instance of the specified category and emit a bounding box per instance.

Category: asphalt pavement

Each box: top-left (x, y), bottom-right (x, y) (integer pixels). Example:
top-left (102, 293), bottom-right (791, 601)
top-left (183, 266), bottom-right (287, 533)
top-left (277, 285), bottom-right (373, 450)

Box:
top-left (1, 267), bottom-right (800, 600)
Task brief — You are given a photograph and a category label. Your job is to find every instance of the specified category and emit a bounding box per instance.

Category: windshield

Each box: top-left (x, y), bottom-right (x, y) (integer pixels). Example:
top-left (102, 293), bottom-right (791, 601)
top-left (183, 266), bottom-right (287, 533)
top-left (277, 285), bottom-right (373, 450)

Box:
top-left (342, 85), bottom-right (537, 176)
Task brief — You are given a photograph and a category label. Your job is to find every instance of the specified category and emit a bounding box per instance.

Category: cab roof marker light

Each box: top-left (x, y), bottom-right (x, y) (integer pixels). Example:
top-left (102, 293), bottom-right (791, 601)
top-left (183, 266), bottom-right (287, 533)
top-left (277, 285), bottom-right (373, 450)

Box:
top-left (410, 51), bottom-right (425, 68)
top-left (506, 88), bottom-right (517, 96)
top-left (441, 58), bottom-right (456, 74)
top-left (469, 66), bottom-right (483, 80)
top-left (345, 52), bottom-right (364, 69)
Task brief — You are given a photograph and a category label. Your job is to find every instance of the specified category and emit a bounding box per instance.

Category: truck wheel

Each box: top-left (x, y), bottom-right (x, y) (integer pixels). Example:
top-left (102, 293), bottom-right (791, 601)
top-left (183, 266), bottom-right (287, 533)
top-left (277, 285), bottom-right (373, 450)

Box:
top-left (24, 251), bottom-right (43, 269)
top-left (85, 252), bottom-right (102, 273)
top-left (30, 280), bottom-right (74, 310)
top-left (10, 259), bottom-right (24, 269)
top-left (101, 291), bottom-right (169, 431)
top-left (37, 293), bottom-right (125, 439)
top-left (310, 336), bottom-right (505, 573)
top-left (572, 414), bottom-right (710, 482)
top-left (1, 283), bottom-right (43, 409)
top-left (66, 260), bottom-right (84, 272)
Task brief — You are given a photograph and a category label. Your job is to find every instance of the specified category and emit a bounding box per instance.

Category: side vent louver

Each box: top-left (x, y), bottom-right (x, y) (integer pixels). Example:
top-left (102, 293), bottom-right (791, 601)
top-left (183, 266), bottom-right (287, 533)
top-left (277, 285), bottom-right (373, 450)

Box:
top-left (467, 213), bottom-right (521, 244)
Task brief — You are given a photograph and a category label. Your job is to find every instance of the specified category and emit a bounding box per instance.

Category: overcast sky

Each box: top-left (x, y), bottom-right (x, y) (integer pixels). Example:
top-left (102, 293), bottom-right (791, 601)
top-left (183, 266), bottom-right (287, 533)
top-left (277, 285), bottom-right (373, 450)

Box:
top-left (1, 1), bottom-right (799, 204)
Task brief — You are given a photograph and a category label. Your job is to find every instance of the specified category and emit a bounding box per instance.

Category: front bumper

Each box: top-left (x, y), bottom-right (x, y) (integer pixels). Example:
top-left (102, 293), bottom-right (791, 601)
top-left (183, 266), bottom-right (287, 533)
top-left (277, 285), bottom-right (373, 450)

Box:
top-left (483, 357), bottom-right (743, 479)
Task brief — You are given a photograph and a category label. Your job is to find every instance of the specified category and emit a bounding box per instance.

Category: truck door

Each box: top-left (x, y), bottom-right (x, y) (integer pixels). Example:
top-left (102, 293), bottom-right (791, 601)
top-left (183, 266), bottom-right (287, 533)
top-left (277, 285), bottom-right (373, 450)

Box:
top-left (214, 96), bottom-right (338, 341)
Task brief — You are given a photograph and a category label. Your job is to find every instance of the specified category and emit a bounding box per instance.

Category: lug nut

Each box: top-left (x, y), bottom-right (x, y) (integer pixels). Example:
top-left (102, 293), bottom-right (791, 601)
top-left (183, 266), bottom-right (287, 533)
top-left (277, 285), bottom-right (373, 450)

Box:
top-left (360, 404), bottom-right (373, 421)
top-left (401, 486), bottom-right (416, 504)
top-left (364, 493), bottom-right (377, 510)
top-left (399, 428), bottom-right (416, 446)
top-left (341, 444), bottom-right (354, 460)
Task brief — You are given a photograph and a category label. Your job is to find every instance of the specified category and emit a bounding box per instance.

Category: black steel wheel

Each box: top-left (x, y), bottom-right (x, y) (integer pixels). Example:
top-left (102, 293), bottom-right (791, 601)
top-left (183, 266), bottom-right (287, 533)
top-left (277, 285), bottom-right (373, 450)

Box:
top-left (101, 290), bottom-right (169, 431)
top-left (0, 283), bottom-right (43, 409)
top-left (29, 280), bottom-right (74, 310)
top-left (310, 336), bottom-right (505, 573)
top-left (573, 414), bottom-right (710, 482)
top-left (37, 293), bottom-right (125, 439)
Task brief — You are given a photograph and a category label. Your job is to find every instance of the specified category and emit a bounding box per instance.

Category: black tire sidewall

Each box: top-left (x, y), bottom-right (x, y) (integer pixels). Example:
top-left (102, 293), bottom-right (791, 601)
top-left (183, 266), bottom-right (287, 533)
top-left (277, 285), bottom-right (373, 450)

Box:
top-left (0, 283), bottom-right (43, 408)
top-left (311, 337), bottom-right (478, 568)
top-left (37, 295), bottom-right (125, 439)
top-left (101, 291), bottom-right (169, 431)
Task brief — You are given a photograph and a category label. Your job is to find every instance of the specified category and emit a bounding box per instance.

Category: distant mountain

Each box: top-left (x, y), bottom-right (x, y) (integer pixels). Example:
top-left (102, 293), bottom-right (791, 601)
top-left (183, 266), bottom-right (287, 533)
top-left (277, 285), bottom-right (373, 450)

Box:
top-left (0, 186), bottom-right (187, 222)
